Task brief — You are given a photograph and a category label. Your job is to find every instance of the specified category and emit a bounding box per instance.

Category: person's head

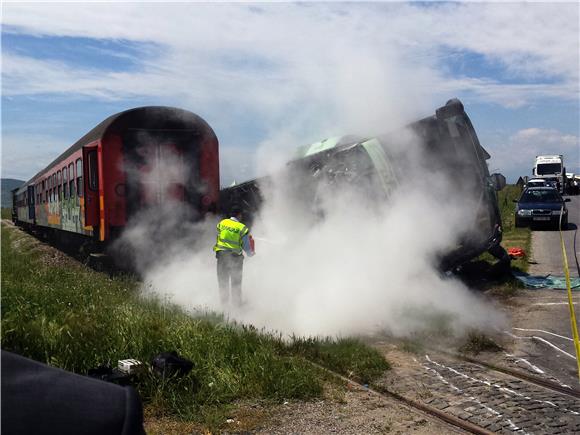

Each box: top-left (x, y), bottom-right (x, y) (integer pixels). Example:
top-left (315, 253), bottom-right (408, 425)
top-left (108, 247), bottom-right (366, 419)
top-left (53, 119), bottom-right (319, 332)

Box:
top-left (230, 205), bottom-right (243, 220)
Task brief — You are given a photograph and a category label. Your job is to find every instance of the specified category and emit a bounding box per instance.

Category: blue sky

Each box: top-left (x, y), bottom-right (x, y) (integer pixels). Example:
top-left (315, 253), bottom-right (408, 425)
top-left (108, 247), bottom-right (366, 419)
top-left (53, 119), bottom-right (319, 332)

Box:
top-left (2, 2), bottom-right (578, 185)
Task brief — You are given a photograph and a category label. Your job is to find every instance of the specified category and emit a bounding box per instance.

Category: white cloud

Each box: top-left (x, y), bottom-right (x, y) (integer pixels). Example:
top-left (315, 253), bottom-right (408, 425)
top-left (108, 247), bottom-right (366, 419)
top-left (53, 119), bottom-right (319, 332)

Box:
top-left (487, 128), bottom-right (580, 181)
top-left (1, 132), bottom-right (66, 179)
top-left (2, 3), bottom-right (578, 112)
top-left (2, 3), bottom-right (578, 182)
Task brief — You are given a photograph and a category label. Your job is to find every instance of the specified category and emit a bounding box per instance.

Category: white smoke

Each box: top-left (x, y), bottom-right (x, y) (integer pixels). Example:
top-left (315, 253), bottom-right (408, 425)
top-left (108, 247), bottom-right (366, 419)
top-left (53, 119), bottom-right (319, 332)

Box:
top-left (132, 130), bottom-right (507, 339)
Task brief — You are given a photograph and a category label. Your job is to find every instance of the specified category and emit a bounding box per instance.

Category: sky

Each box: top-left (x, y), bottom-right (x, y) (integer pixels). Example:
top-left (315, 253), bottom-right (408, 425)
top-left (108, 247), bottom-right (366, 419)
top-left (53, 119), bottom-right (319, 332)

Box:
top-left (1, 1), bottom-right (579, 185)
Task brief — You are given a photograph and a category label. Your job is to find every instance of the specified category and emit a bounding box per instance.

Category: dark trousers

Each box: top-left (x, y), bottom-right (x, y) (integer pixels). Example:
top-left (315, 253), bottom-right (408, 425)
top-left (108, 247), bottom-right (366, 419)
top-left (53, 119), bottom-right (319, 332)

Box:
top-left (216, 251), bottom-right (244, 306)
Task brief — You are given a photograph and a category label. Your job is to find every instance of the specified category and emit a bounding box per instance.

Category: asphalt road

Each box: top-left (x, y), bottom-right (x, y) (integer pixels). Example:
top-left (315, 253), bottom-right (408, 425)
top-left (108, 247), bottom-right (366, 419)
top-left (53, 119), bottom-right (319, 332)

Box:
top-left (529, 194), bottom-right (580, 277)
top-left (507, 193), bottom-right (580, 387)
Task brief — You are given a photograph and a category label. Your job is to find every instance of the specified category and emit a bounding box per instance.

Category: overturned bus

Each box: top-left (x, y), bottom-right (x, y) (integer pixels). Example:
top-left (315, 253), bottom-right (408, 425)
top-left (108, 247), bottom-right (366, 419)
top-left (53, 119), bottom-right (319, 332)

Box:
top-left (220, 99), bottom-right (509, 271)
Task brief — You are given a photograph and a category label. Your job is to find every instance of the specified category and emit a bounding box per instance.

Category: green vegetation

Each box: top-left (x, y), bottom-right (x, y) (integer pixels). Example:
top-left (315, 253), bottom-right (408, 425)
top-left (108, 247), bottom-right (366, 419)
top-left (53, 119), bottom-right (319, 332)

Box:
top-left (1, 207), bottom-right (11, 220)
top-left (288, 337), bottom-right (390, 384)
top-left (496, 184), bottom-right (531, 272)
top-left (1, 223), bottom-right (389, 430)
top-left (458, 330), bottom-right (503, 355)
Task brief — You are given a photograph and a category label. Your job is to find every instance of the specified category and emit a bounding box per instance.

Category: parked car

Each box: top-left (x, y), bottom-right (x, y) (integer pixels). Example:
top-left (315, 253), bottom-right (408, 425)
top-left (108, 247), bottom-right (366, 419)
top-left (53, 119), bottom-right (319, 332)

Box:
top-left (514, 187), bottom-right (570, 229)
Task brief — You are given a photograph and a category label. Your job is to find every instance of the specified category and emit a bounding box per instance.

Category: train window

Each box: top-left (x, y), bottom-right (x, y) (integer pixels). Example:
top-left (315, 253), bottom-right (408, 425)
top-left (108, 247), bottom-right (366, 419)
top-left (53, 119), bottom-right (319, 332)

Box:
top-left (69, 163), bottom-right (75, 197)
top-left (57, 171), bottom-right (61, 200)
top-left (88, 150), bottom-right (98, 191)
top-left (69, 163), bottom-right (75, 198)
top-left (76, 159), bottom-right (83, 197)
top-left (63, 167), bottom-right (68, 199)
top-left (52, 174), bottom-right (56, 201)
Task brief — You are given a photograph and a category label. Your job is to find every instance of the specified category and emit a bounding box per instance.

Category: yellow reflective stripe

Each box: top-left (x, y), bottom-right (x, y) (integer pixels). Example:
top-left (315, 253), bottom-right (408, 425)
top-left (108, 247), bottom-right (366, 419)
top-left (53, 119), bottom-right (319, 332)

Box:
top-left (219, 237), bottom-right (241, 246)
top-left (99, 195), bottom-right (105, 241)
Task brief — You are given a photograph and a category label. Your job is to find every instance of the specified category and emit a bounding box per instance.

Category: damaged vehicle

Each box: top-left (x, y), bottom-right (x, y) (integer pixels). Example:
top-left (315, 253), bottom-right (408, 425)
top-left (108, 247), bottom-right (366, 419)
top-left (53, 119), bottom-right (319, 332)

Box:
top-left (220, 99), bottom-right (509, 271)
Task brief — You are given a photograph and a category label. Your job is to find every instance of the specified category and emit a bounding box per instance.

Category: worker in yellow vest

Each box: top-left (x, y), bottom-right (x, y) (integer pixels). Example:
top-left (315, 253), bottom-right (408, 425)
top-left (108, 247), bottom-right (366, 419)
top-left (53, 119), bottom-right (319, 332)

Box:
top-left (213, 206), bottom-right (255, 307)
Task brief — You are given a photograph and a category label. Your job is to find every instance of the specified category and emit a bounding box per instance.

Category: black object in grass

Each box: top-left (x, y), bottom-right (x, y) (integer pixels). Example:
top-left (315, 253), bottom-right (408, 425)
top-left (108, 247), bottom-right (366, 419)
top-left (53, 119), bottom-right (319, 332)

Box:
top-left (151, 351), bottom-right (193, 378)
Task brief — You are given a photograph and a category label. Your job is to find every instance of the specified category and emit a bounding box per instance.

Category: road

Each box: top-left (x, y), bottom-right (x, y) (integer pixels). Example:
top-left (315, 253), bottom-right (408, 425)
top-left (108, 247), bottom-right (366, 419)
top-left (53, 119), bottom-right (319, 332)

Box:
top-left (508, 193), bottom-right (580, 388)
top-left (529, 194), bottom-right (580, 277)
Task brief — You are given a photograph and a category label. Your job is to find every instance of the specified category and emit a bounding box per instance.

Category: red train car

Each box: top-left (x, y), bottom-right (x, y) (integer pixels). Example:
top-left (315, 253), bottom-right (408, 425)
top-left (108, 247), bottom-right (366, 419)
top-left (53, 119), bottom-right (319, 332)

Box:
top-left (13, 106), bottom-right (219, 249)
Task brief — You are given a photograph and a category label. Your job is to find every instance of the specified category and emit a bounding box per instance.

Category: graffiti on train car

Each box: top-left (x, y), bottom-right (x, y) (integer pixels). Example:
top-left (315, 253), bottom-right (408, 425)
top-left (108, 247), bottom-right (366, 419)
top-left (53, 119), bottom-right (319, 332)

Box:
top-left (48, 200), bottom-right (61, 226)
top-left (61, 197), bottom-right (84, 233)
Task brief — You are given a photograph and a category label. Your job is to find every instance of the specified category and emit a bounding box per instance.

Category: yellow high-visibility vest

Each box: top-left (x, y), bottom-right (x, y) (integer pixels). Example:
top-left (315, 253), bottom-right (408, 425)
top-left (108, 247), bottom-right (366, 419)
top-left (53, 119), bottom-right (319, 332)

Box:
top-left (213, 218), bottom-right (248, 254)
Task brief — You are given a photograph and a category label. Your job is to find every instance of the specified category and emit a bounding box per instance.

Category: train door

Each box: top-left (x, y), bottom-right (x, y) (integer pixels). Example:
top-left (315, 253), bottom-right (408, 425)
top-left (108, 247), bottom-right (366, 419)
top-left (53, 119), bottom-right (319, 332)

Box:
top-left (136, 142), bottom-right (185, 206)
top-left (124, 130), bottom-right (195, 218)
top-left (83, 146), bottom-right (100, 227)
top-left (27, 185), bottom-right (35, 221)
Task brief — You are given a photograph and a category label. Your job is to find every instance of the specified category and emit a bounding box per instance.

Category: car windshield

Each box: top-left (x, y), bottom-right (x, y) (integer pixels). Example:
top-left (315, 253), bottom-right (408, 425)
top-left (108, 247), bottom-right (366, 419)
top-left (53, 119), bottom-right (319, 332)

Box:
top-left (519, 189), bottom-right (562, 203)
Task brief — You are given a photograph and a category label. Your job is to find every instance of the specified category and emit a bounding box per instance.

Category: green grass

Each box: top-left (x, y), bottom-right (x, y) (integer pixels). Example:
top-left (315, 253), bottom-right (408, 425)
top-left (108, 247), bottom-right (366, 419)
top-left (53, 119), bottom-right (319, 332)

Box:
top-left (497, 184), bottom-right (532, 272)
top-left (1, 223), bottom-right (389, 430)
top-left (287, 337), bottom-right (390, 384)
top-left (1, 207), bottom-right (11, 219)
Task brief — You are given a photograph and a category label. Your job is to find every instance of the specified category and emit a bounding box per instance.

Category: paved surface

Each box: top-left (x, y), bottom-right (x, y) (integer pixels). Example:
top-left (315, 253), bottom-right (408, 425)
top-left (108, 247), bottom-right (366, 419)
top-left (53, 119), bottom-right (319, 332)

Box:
top-left (376, 348), bottom-right (580, 435)
top-left (529, 195), bottom-right (580, 277)
top-left (510, 194), bottom-right (580, 388)
top-left (506, 289), bottom-right (580, 390)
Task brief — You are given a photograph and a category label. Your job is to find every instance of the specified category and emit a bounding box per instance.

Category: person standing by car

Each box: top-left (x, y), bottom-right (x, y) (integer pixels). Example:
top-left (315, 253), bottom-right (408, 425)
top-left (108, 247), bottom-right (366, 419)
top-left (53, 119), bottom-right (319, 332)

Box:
top-left (213, 206), bottom-right (255, 307)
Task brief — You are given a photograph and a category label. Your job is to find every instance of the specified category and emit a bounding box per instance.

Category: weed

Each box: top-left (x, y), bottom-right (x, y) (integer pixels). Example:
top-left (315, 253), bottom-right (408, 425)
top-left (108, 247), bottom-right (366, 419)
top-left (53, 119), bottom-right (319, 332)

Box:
top-left (398, 338), bottom-right (424, 355)
top-left (458, 330), bottom-right (503, 355)
top-left (288, 336), bottom-right (390, 384)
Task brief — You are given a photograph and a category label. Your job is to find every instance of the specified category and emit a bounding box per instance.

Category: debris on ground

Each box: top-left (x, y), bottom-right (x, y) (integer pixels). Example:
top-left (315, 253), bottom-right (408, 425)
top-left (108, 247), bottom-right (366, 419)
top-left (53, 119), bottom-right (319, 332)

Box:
top-left (507, 247), bottom-right (526, 258)
top-left (512, 271), bottom-right (580, 289)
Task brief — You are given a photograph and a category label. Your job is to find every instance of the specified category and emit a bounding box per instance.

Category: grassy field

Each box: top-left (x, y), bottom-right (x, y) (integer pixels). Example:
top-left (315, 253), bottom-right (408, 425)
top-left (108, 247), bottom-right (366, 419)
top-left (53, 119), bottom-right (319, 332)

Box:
top-left (497, 184), bottom-right (531, 272)
top-left (1, 222), bottom-right (389, 431)
top-left (1, 207), bottom-right (11, 220)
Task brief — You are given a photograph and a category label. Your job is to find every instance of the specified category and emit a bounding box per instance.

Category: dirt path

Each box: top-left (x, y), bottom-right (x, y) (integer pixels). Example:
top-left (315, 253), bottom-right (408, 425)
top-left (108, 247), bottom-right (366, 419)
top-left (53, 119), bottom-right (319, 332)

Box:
top-left (251, 381), bottom-right (466, 435)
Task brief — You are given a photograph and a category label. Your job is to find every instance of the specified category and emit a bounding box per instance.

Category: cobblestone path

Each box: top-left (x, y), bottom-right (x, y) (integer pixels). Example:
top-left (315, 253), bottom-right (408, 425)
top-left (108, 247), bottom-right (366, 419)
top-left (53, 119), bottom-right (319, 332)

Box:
top-left (376, 352), bottom-right (580, 434)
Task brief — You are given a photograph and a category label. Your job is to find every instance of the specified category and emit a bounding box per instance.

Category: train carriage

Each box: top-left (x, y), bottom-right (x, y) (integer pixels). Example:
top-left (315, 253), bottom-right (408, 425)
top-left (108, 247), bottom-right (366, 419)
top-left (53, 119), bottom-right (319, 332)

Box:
top-left (13, 106), bottom-right (219, 249)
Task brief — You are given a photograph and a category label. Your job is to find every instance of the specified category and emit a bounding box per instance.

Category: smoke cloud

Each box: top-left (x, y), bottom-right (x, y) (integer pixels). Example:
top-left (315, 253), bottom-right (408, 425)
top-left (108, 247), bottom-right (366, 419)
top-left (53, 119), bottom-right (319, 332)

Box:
top-left (120, 127), bottom-right (506, 340)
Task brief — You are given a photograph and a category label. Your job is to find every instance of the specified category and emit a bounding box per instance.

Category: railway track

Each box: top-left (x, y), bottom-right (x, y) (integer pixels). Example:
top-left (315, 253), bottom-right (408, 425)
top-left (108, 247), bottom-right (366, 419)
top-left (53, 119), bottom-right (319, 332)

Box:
top-left (362, 345), bottom-right (580, 435)
top-left (311, 360), bottom-right (490, 434)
